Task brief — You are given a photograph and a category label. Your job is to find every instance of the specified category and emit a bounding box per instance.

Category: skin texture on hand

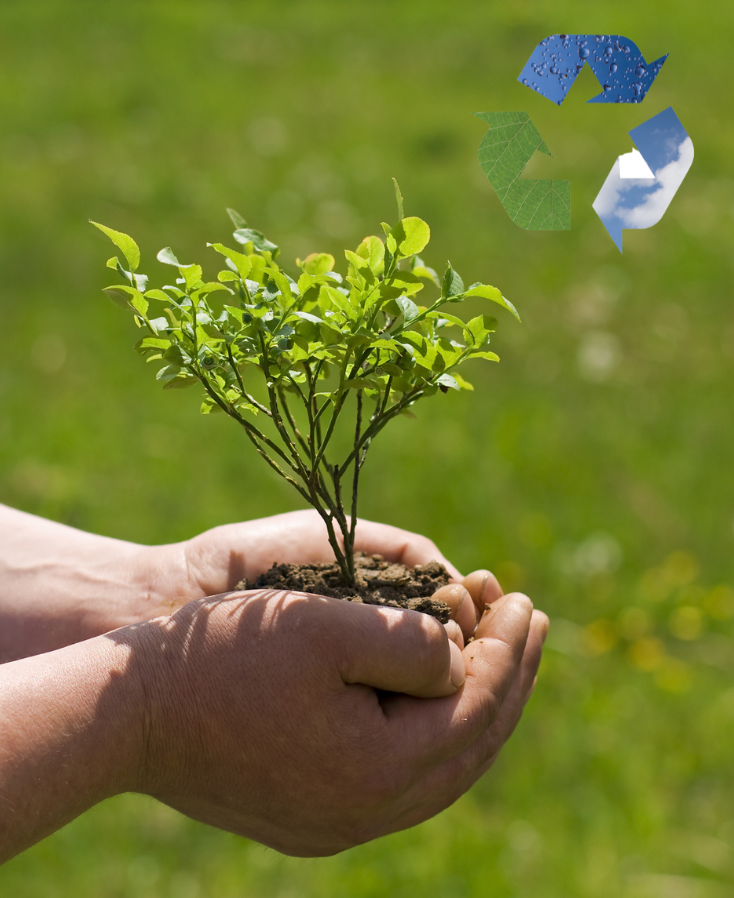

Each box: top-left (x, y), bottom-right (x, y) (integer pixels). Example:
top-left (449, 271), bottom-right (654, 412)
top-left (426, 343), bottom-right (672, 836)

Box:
top-left (123, 586), bottom-right (547, 857)
top-left (0, 503), bottom-right (548, 861)
top-left (0, 504), bottom-right (473, 660)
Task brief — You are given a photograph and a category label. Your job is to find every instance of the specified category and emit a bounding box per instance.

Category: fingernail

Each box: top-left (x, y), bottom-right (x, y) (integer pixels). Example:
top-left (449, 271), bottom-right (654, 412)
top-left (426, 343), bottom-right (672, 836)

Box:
top-left (449, 639), bottom-right (466, 689)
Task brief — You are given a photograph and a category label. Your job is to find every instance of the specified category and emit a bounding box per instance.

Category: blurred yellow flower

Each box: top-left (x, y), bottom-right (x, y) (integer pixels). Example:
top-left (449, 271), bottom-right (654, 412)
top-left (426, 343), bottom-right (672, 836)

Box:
top-left (618, 606), bottom-right (652, 641)
top-left (627, 637), bottom-right (666, 672)
top-left (669, 605), bottom-right (703, 641)
top-left (704, 585), bottom-right (734, 620)
top-left (654, 657), bottom-right (693, 693)
top-left (582, 619), bottom-right (617, 656)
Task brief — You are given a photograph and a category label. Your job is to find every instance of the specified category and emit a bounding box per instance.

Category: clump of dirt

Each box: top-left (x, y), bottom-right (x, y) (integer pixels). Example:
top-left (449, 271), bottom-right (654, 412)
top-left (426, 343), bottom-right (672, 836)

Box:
top-left (237, 552), bottom-right (452, 622)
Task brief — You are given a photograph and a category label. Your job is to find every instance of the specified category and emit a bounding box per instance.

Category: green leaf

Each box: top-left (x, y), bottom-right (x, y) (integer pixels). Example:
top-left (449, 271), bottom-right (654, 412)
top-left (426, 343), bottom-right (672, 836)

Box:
top-left (207, 243), bottom-right (253, 280)
top-left (102, 284), bottom-right (145, 310)
top-left (390, 217), bottom-right (430, 258)
top-left (464, 284), bottom-right (521, 321)
top-left (453, 372), bottom-right (475, 390)
top-left (227, 208), bottom-right (247, 229)
top-left (392, 177), bottom-right (405, 220)
top-left (197, 282), bottom-right (233, 299)
top-left (90, 221), bottom-right (141, 272)
top-left (102, 287), bottom-right (134, 309)
top-left (218, 270), bottom-right (241, 284)
top-left (130, 294), bottom-right (149, 316)
top-left (163, 375), bottom-right (199, 390)
top-left (395, 296), bottom-right (420, 323)
top-left (385, 271), bottom-right (424, 297)
top-left (428, 311), bottom-right (467, 329)
top-left (468, 350), bottom-right (500, 361)
top-left (138, 335), bottom-right (171, 350)
top-left (412, 255), bottom-right (440, 287)
top-left (441, 263), bottom-right (464, 299)
top-left (200, 397), bottom-right (224, 415)
top-left (465, 314), bottom-right (497, 345)
top-left (322, 285), bottom-right (356, 320)
top-left (148, 317), bottom-right (170, 334)
top-left (233, 228), bottom-right (278, 253)
top-left (344, 249), bottom-right (369, 271)
top-left (300, 252), bottom-right (335, 275)
top-left (398, 331), bottom-right (428, 355)
top-left (145, 289), bottom-right (173, 303)
top-left (265, 268), bottom-right (293, 304)
top-left (157, 247), bottom-right (186, 267)
top-left (156, 364), bottom-right (182, 382)
top-left (294, 310), bottom-right (323, 324)
top-left (474, 111), bottom-right (570, 231)
top-left (355, 236), bottom-right (385, 273)
top-left (436, 373), bottom-right (460, 391)
top-left (181, 265), bottom-right (204, 292)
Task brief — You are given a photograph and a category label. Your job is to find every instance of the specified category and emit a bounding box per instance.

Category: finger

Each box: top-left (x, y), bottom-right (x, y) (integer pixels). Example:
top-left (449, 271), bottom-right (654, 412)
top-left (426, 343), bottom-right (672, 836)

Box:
top-left (375, 601), bottom-right (542, 834)
top-left (444, 619), bottom-right (465, 650)
top-left (474, 590), bottom-right (538, 641)
top-left (404, 609), bottom-right (548, 821)
top-left (384, 592), bottom-right (534, 763)
top-left (463, 609), bottom-right (549, 775)
top-left (432, 584), bottom-right (478, 641)
top-left (328, 599), bottom-right (465, 699)
top-left (462, 569), bottom-right (504, 616)
top-left (352, 518), bottom-right (461, 579)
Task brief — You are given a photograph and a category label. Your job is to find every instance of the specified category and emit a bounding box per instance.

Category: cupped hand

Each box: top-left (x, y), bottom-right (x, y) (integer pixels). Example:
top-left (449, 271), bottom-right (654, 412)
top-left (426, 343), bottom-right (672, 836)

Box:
top-left (125, 583), bottom-right (548, 857)
top-left (152, 510), bottom-right (504, 643)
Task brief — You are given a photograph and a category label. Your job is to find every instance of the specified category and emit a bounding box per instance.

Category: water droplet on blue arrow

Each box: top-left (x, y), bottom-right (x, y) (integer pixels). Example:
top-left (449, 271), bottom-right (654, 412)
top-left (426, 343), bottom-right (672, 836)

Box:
top-left (580, 47), bottom-right (590, 59)
top-left (635, 64), bottom-right (646, 77)
top-left (610, 63), bottom-right (618, 73)
top-left (550, 66), bottom-right (558, 74)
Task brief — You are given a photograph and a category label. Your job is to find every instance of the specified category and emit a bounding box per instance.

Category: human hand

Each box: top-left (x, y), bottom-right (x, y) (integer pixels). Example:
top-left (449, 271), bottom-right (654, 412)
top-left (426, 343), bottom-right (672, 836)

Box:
top-left (152, 509), bottom-right (502, 641)
top-left (122, 583), bottom-right (547, 856)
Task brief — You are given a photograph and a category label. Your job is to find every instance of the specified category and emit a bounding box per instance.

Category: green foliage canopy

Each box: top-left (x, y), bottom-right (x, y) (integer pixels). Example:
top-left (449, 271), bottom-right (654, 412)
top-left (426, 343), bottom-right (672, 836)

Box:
top-left (93, 188), bottom-right (519, 583)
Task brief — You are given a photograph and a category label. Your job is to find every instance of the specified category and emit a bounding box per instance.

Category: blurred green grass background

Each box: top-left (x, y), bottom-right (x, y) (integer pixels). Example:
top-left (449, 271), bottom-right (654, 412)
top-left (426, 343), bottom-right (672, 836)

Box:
top-left (1, 1), bottom-right (732, 895)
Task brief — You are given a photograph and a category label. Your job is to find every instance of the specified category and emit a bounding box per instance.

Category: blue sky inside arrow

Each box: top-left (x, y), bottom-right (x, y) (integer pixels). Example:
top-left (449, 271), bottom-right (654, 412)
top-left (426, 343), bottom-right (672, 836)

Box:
top-left (518, 35), bottom-right (667, 104)
top-left (592, 108), bottom-right (694, 251)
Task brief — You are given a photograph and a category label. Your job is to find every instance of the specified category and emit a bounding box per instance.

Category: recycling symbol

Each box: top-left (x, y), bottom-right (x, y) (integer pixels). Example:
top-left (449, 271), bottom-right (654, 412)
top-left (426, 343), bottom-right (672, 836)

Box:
top-left (476, 34), bottom-right (694, 251)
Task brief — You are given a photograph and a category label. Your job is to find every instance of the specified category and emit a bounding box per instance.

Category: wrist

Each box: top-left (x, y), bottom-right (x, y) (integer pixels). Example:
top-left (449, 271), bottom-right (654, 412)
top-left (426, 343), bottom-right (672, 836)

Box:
top-left (0, 630), bottom-right (148, 861)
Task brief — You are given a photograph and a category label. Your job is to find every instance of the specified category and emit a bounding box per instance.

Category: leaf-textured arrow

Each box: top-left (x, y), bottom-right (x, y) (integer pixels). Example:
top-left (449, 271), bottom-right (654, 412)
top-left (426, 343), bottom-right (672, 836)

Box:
top-left (475, 111), bottom-right (570, 231)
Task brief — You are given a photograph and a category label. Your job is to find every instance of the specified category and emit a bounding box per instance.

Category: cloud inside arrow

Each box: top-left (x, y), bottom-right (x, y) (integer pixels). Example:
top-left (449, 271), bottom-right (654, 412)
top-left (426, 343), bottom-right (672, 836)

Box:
top-left (622, 137), bottom-right (693, 227)
top-left (594, 136), bottom-right (693, 230)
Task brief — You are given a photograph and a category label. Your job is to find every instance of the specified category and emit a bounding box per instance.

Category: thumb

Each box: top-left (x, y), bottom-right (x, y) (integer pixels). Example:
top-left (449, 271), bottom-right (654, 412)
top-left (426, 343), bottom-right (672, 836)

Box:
top-left (327, 601), bottom-right (465, 699)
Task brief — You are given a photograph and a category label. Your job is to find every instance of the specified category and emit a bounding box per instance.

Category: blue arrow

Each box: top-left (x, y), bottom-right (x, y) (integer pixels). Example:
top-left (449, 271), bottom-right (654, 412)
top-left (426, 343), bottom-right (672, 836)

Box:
top-left (592, 107), bottom-right (693, 252)
top-left (518, 35), bottom-right (668, 105)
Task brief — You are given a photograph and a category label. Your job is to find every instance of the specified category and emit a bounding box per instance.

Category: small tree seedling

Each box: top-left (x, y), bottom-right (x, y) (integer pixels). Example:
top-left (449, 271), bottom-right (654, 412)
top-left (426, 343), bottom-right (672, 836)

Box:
top-left (93, 183), bottom-right (519, 586)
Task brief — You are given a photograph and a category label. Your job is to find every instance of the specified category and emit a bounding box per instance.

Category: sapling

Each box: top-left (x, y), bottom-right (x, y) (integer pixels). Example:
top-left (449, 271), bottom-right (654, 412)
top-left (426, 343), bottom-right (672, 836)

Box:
top-left (92, 183), bottom-right (519, 588)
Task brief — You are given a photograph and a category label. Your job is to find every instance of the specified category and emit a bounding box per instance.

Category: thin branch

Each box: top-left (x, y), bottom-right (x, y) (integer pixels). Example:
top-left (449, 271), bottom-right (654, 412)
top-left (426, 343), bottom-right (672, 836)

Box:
top-left (197, 377), bottom-right (313, 505)
top-left (348, 390), bottom-right (364, 556)
top-left (277, 385), bottom-right (310, 457)
top-left (225, 343), bottom-right (271, 417)
top-left (337, 385), bottom-right (425, 479)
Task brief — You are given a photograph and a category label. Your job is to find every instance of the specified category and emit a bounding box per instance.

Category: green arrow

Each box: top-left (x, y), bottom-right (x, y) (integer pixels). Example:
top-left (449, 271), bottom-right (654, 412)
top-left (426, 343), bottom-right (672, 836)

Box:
top-left (474, 111), bottom-right (570, 231)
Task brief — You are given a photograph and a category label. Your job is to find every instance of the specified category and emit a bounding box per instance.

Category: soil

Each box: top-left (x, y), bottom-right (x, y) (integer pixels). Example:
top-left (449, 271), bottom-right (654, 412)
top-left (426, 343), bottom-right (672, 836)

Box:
top-left (236, 552), bottom-right (452, 622)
